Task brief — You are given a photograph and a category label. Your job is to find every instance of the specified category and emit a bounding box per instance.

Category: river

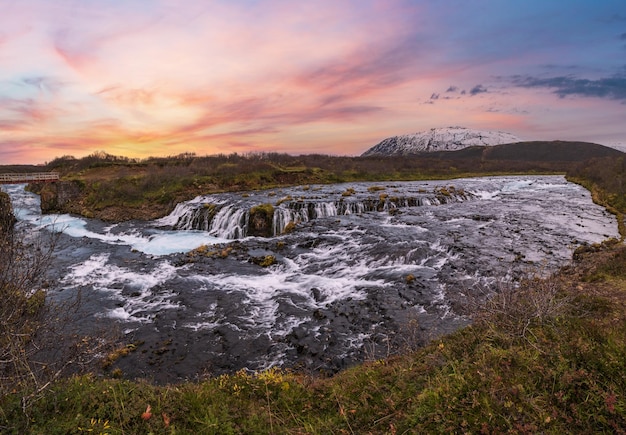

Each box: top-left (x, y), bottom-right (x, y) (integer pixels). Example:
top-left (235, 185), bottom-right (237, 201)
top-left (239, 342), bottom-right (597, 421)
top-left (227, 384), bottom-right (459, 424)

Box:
top-left (2, 175), bottom-right (619, 383)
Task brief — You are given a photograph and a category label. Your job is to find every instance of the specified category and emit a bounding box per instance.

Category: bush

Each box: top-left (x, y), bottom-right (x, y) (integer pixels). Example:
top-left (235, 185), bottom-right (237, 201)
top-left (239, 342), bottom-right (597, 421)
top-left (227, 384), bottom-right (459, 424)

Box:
top-left (470, 275), bottom-right (572, 340)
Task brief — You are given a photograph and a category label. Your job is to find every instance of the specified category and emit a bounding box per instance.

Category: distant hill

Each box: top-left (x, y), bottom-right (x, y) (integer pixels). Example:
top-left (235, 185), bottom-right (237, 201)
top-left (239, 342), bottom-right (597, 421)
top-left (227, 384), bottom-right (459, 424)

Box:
top-left (419, 141), bottom-right (625, 162)
top-left (361, 127), bottom-right (522, 156)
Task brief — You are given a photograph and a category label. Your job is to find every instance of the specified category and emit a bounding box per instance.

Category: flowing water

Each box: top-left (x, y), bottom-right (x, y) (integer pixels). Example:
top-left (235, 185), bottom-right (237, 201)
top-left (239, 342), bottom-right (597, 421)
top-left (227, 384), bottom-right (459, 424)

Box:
top-left (2, 176), bottom-right (619, 382)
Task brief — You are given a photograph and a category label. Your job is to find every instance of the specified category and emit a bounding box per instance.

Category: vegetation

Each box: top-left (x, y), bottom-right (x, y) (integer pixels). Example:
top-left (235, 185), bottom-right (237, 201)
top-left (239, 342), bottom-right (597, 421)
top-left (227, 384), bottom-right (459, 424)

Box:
top-left (567, 156), bottom-right (626, 238)
top-left (251, 255), bottom-right (278, 267)
top-left (1, 146), bottom-right (626, 432)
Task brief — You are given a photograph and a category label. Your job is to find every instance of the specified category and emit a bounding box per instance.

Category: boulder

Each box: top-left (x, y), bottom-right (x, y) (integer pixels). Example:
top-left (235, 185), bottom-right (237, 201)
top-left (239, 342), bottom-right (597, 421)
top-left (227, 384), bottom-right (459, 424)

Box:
top-left (247, 203), bottom-right (274, 237)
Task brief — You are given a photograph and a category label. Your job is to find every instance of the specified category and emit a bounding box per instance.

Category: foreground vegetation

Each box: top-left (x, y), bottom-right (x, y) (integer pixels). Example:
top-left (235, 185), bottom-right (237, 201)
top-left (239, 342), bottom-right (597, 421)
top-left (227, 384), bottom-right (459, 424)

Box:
top-left (2, 147), bottom-right (626, 432)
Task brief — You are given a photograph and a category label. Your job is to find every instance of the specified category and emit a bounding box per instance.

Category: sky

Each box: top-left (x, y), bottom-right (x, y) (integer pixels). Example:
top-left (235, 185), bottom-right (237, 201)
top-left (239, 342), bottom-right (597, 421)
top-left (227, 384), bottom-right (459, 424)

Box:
top-left (1, 0), bottom-right (625, 164)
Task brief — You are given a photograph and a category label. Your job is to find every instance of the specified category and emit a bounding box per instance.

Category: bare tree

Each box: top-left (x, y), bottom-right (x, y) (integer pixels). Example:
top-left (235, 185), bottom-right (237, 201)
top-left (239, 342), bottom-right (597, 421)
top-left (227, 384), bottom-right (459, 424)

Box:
top-left (0, 193), bottom-right (110, 414)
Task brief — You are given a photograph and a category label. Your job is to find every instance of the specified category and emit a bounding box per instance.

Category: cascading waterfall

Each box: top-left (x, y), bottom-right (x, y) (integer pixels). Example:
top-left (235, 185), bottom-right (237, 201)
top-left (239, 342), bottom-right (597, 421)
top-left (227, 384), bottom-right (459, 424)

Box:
top-left (273, 207), bottom-right (294, 236)
top-left (162, 188), bottom-right (476, 239)
top-left (209, 204), bottom-right (248, 239)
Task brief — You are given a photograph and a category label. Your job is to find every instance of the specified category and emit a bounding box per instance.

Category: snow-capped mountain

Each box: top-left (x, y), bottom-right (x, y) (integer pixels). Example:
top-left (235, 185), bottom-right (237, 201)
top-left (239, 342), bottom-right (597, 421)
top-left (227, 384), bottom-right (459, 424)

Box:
top-left (362, 127), bottom-right (522, 156)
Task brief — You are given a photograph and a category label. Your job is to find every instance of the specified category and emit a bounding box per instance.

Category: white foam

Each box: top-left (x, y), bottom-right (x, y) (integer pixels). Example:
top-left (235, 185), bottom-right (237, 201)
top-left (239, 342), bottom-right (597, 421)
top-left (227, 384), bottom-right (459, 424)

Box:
top-left (184, 304), bottom-right (221, 331)
top-left (474, 190), bottom-right (499, 200)
top-left (62, 253), bottom-right (180, 323)
top-left (184, 229), bottom-right (393, 335)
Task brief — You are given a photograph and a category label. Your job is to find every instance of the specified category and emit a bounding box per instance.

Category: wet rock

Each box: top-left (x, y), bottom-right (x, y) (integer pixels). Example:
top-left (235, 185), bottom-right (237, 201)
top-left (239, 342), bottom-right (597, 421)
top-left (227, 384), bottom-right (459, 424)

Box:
top-left (248, 203), bottom-right (274, 237)
top-left (313, 309), bottom-right (326, 320)
top-left (311, 287), bottom-right (324, 302)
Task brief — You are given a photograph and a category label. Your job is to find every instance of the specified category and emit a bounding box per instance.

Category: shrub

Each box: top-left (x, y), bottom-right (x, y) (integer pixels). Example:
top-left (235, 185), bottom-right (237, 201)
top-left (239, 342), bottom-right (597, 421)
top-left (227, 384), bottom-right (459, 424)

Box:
top-left (470, 275), bottom-right (572, 340)
top-left (0, 217), bottom-right (112, 410)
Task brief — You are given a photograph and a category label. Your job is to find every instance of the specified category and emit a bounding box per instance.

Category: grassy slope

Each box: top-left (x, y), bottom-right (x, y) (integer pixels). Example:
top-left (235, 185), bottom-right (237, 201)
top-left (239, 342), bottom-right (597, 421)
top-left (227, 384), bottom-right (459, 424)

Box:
top-left (2, 149), bottom-right (626, 433)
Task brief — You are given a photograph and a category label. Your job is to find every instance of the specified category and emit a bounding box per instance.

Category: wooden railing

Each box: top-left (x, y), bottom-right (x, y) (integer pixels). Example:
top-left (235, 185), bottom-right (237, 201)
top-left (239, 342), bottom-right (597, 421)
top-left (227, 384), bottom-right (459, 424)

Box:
top-left (0, 172), bottom-right (60, 184)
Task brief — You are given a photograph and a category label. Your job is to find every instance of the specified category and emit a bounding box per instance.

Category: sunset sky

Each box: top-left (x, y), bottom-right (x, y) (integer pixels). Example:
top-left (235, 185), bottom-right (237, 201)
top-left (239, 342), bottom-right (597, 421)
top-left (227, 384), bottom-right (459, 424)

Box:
top-left (1, 0), bottom-right (625, 164)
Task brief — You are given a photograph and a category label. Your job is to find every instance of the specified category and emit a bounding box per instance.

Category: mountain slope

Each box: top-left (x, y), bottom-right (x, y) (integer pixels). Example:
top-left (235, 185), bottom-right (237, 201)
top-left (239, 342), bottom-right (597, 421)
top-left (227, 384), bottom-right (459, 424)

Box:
top-left (420, 141), bottom-right (625, 162)
top-left (362, 126), bottom-right (522, 156)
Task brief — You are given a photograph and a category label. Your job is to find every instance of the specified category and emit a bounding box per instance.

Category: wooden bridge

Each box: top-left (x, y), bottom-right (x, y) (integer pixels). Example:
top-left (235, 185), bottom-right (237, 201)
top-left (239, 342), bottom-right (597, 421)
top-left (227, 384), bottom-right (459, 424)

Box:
top-left (0, 172), bottom-right (60, 184)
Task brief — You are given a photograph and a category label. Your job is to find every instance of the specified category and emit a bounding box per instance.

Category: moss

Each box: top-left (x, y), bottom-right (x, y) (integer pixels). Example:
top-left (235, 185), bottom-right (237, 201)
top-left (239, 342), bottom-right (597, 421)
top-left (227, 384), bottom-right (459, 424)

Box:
top-left (249, 203), bottom-right (274, 217)
top-left (282, 221), bottom-right (297, 234)
top-left (275, 195), bottom-right (292, 206)
top-left (218, 246), bottom-right (232, 258)
top-left (436, 187), bottom-right (451, 197)
top-left (102, 342), bottom-right (141, 369)
top-left (189, 244), bottom-right (210, 256)
top-left (251, 255), bottom-right (277, 267)
top-left (342, 187), bottom-right (356, 197)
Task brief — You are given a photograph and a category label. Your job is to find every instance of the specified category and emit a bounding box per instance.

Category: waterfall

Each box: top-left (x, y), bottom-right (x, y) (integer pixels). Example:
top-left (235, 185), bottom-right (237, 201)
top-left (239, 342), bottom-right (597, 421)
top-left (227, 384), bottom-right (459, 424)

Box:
top-left (158, 199), bottom-right (247, 238)
top-left (160, 189), bottom-right (476, 239)
top-left (209, 204), bottom-right (248, 239)
top-left (313, 202), bottom-right (337, 218)
top-left (273, 207), bottom-right (293, 236)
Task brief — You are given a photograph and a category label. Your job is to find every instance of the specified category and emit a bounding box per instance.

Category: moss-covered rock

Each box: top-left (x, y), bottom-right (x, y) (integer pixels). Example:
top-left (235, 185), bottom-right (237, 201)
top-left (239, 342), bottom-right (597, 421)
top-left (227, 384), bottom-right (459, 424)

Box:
top-left (248, 203), bottom-right (274, 237)
top-left (251, 255), bottom-right (277, 267)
